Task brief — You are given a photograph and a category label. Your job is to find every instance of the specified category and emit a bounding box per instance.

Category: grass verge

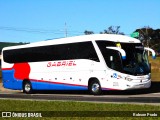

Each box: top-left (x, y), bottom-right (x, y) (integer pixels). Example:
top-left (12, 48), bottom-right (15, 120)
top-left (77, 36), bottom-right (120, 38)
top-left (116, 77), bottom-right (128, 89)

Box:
top-left (0, 100), bottom-right (159, 120)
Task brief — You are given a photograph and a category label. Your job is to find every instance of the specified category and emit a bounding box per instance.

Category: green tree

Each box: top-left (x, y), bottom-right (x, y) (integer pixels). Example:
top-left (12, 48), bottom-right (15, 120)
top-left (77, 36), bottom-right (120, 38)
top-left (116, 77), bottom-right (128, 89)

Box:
top-left (135, 27), bottom-right (160, 53)
top-left (100, 26), bottom-right (124, 35)
top-left (84, 30), bottom-right (94, 35)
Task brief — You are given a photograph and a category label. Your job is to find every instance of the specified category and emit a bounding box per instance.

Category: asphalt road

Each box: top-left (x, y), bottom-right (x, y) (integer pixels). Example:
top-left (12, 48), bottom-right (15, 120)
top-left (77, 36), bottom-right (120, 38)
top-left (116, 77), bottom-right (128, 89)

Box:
top-left (0, 82), bottom-right (160, 105)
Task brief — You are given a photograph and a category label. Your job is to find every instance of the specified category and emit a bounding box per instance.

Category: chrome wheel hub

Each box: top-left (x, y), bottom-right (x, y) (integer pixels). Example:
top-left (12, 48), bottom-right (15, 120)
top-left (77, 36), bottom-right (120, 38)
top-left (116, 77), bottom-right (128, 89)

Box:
top-left (92, 83), bottom-right (100, 92)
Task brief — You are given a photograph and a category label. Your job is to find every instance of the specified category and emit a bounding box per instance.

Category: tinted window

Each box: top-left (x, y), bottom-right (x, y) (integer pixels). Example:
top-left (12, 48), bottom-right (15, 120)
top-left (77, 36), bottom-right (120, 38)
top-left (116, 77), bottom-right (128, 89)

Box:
top-left (96, 41), bottom-right (123, 72)
top-left (3, 41), bottom-right (99, 63)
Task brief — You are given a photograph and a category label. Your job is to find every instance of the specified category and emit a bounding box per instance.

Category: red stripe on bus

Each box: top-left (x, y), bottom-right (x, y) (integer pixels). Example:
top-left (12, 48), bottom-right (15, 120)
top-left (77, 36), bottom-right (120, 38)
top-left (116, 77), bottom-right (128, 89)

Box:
top-left (2, 68), bottom-right (13, 70)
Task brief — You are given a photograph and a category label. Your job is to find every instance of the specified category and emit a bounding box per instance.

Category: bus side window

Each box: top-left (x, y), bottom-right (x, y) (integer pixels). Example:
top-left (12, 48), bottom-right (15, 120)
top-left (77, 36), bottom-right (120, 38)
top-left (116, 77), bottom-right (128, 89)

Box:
top-left (102, 49), bottom-right (123, 72)
top-left (110, 51), bottom-right (123, 72)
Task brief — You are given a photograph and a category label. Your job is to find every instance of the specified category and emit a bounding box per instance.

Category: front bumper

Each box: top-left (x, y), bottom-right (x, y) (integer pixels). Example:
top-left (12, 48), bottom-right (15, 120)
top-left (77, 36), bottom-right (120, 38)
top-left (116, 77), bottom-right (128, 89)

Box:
top-left (124, 79), bottom-right (151, 90)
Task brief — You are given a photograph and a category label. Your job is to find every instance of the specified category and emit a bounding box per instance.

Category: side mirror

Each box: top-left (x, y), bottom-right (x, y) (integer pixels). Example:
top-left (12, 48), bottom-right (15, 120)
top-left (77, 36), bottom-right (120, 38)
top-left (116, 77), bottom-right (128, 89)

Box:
top-left (144, 47), bottom-right (156, 59)
top-left (106, 47), bottom-right (126, 60)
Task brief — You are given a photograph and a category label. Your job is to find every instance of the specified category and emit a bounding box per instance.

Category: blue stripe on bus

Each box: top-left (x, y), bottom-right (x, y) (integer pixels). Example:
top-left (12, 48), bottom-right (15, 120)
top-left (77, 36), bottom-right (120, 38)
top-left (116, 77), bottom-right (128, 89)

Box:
top-left (31, 80), bottom-right (88, 90)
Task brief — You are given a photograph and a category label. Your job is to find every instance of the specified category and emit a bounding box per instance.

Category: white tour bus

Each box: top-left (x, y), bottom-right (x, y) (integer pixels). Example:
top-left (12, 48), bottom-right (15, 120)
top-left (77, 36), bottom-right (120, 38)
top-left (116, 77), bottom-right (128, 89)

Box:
top-left (1, 34), bottom-right (156, 95)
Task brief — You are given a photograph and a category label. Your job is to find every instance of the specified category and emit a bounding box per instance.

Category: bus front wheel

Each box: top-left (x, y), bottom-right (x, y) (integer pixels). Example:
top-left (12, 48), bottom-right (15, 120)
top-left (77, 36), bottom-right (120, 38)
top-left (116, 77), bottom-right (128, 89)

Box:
top-left (89, 80), bottom-right (102, 95)
top-left (23, 81), bottom-right (33, 94)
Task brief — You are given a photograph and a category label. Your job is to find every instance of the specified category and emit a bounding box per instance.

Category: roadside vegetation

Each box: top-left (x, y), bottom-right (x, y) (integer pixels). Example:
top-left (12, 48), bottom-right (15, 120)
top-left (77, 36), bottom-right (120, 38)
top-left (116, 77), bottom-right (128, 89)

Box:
top-left (149, 56), bottom-right (160, 81)
top-left (0, 99), bottom-right (159, 120)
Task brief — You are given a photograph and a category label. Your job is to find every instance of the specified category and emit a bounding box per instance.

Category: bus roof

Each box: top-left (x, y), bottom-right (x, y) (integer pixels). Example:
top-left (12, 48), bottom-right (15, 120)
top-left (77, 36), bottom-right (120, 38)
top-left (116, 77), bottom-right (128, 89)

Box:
top-left (2, 34), bottom-right (141, 50)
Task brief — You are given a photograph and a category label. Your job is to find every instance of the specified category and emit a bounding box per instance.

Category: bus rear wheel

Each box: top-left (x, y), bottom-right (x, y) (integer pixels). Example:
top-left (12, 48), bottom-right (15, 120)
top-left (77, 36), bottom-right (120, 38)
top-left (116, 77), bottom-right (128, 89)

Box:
top-left (89, 80), bottom-right (102, 95)
top-left (23, 81), bottom-right (32, 94)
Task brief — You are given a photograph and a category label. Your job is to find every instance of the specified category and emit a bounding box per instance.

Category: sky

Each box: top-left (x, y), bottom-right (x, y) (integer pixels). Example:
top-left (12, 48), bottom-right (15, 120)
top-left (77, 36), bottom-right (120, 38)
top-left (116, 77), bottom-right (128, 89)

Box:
top-left (0, 0), bottom-right (160, 43)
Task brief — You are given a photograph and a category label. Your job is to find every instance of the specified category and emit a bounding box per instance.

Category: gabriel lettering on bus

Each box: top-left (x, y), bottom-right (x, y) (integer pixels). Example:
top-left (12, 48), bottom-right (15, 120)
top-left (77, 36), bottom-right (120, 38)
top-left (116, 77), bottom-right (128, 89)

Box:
top-left (47, 61), bottom-right (76, 67)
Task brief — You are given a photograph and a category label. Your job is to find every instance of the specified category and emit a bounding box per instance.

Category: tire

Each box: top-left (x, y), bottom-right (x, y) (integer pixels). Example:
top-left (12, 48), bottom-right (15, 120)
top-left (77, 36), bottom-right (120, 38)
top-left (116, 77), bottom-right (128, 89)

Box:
top-left (23, 81), bottom-right (32, 94)
top-left (89, 80), bottom-right (102, 95)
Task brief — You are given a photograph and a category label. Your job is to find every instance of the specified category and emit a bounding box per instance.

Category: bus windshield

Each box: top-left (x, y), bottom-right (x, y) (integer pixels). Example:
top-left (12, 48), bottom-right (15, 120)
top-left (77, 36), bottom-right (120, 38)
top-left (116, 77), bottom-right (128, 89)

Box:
top-left (96, 41), bottom-right (150, 76)
top-left (121, 43), bottom-right (150, 75)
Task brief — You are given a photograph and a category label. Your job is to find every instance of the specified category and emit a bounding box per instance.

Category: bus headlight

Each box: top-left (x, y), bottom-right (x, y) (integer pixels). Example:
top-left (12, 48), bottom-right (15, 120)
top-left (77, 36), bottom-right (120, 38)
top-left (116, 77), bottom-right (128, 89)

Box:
top-left (125, 77), bottom-right (133, 81)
